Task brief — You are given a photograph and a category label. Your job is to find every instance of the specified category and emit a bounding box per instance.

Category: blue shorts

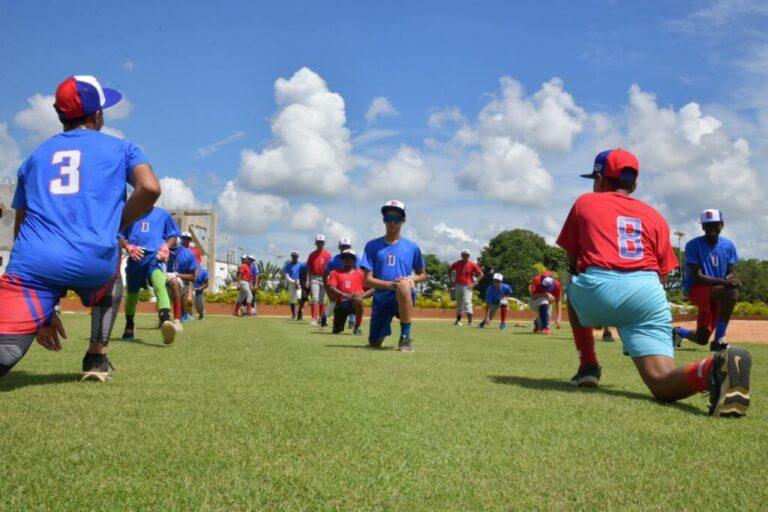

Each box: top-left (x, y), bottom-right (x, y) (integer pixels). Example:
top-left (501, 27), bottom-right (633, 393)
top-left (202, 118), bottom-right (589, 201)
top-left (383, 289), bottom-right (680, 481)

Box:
top-left (369, 291), bottom-right (416, 344)
top-left (567, 267), bottom-right (673, 358)
top-left (125, 252), bottom-right (162, 293)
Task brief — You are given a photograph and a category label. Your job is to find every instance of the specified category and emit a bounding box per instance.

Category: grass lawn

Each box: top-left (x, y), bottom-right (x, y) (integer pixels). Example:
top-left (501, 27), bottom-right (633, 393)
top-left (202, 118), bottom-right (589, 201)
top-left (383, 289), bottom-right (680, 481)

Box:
top-left (1, 313), bottom-right (766, 511)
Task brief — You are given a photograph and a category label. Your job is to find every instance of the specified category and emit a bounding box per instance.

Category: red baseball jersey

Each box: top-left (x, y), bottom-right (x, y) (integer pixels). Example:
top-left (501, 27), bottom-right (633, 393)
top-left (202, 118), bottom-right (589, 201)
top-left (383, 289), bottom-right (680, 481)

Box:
top-left (307, 249), bottom-right (332, 276)
top-left (189, 246), bottom-right (202, 264)
top-left (238, 263), bottom-right (252, 282)
top-left (327, 268), bottom-right (365, 300)
top-left (450, 260), bottom-right (482, 285)
top-left (530, 275), bottom-right (562, 300)
top-left (556, 192), bottom-right (678, 275)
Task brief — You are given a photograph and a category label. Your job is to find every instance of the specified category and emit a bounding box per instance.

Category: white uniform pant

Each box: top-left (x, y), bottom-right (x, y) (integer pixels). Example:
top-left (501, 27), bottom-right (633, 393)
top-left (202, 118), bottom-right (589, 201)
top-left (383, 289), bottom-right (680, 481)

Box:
top-left (310, 275), bottom-right (326, 305)
top-left (288, 281), bottom-right (301, 304)
top-left (456, 284), bottom-right (474, 314)
top-left (237, 280), bottom-right (253, 304)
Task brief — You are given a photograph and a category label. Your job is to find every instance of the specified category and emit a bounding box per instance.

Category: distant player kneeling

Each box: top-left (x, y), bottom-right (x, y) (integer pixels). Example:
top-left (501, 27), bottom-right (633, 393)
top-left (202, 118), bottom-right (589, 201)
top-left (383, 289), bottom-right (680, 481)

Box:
top-left (478, 273), bottom-right (513, 330)
top-left (326, 250), bottom-right (373, 335)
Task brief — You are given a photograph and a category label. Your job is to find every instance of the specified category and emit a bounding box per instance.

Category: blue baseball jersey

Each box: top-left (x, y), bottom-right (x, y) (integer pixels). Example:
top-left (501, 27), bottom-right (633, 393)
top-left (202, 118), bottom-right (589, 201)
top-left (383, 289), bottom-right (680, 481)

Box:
top-left (284, 260), bottom-right (302, 281)
top-left (325, 253), bottom-right (359, 273)
top-left (8, 129), bottom-right (147, 288)
top-left (168, 246), bottom-right (199, 275)
top-left (485, 283), bottom-right (513, 304)
top-left (119, 207), bottom-right (179, 252)
top-left (249, 263), bottom-right (259, 276)
top-left (297, 262), bottom-right (308, 282)
top-left (683, 236), bottom-right (738, 292)
top-left (194, 268), bottom-right (209, 288)
top-left (359, 236), bottom-right (425, 300)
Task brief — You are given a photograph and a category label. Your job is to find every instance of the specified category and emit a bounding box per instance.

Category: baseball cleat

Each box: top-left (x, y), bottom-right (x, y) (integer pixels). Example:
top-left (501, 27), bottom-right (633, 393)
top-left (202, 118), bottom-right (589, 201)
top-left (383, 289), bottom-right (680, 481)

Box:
top-left (161, 320), bottom-right (177, 345)
top-left (569, 363), bottom-right (601, 388)
top-left (543, 328), bottom-right (551, 336)
top-left (673, 327), bottom-right (683, 348)
top-left (454, 320), bottom-right (462, 326)
top-left (353, 328), bottom-right (362, 336)
top-left (602, 330), bottom-right (614, 343)
top-left (709, 347), bottom-right (751, 417)
top-left (173, 319), bottom-right (184, 332)
top-left (478, 321), bottom-right (486, 328)
top-left (710, 338), bottom-right (729, 352)
top-left (80, 353), bottom-right (113, 383)
top-left (368, 338), bottom-right (385, 349)
top-left (499, 322), bottom-right (507, 330)
top-left (310, 319), bottom-right (318, 326)
top-left (398, 336), bottom-right (413, 353)
top-left (121, 327), bottom-right (134, 341)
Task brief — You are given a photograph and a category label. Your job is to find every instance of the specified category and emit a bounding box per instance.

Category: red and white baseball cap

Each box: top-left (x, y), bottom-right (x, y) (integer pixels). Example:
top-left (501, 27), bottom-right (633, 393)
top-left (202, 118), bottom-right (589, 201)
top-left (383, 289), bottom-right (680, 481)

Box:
top-left (700, 209), bottom-right (723, 224)
top-left (338, 237), bottom-right (352, 247)
top-left (492, 273), bottom-right (503, 281)
top-left (381, 199), bottom-right (406, 217)
top-left (340, 249), bottom-right (357, 260)
top-left (54, 75), bottom-right (122, 120)
top-left (315, 234), bottom-right (326, 242)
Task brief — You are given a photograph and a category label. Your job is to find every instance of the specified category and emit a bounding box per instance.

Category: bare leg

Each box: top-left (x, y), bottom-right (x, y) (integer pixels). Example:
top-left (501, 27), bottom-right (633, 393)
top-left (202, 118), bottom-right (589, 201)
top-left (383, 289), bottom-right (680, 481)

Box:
top-left (632, 355), bottom-right (696, 402)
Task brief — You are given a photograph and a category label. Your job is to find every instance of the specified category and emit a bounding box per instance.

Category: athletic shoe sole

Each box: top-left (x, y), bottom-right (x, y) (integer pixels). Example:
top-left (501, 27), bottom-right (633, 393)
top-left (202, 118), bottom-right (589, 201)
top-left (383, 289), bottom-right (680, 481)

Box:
top-left (80, 370), bottom-right (110, 383)
top-left (161, 321), bottom-right (177, 345)
top-left (711, 348), bottom-right (751, 417)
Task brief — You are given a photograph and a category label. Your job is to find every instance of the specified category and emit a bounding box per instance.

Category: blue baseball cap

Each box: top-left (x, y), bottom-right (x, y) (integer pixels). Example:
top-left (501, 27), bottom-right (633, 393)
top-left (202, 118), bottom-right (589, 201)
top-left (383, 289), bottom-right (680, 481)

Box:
top-left (54, 75), bottom-right (122, 120)
top-left (581, 148), bottom-right (639, 181)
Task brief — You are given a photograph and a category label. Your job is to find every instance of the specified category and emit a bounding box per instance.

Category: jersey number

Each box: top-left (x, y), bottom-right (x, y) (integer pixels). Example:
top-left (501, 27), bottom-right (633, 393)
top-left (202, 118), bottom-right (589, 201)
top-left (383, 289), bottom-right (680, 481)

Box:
top-left (344, 280), bottom-right (351, 289)
top-left (617, 217), bottom-right (643, 259)
top-left (387, 254), bottom-right (396, 266)
top-left (50, 150), bottom-right (81, 195)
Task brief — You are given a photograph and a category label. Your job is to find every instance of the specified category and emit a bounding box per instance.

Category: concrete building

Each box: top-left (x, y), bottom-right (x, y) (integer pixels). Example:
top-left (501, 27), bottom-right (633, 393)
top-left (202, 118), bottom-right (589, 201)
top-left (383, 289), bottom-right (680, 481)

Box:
top-left (0, 184), bottom-right (16, 274)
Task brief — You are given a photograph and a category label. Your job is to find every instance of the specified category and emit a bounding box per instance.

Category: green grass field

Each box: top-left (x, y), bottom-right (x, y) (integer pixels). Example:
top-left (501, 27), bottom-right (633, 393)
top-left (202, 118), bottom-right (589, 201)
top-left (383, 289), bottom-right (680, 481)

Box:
top-left (1, 313), bottom-right (766, 511)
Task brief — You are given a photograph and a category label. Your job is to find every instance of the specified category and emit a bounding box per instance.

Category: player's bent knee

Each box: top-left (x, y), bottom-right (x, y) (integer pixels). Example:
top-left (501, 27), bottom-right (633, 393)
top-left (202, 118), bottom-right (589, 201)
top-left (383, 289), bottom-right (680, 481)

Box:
top-left (0, 344), bottom-right (25, 377)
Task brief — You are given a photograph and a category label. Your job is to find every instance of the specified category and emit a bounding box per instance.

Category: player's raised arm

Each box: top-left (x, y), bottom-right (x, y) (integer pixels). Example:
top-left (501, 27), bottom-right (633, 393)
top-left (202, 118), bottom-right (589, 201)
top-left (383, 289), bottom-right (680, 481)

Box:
top-left (122, 163), bottom-right (161, 231)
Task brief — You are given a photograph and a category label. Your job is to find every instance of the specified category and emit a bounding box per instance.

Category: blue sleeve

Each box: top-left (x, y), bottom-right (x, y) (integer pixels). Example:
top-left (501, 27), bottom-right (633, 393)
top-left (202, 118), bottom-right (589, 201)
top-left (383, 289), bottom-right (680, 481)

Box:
top-left (505, 284), bottom-right (513, 296)
top-left (117, 226), bottom-right (129, 240)
top-left (11, 162), bottom-right (28, 210)
top-left (359, 242), bottom-right (375, 271)
top-left (412, 245), bottom-right (425, 272)
top-left (125, 141), bottom-right (148, 181)
top-left (189, 255), bottom-right (199, 271)
top-left (253, 265), bottom-right (259, 276)
top-left (164, 215), bottom-right (181, 241)
top-left (729, 241), bottom-right (738, 265)
top-left (484, 288), bottom-right (492, 302)
top-left (684, 241), bottom-right (700, 265)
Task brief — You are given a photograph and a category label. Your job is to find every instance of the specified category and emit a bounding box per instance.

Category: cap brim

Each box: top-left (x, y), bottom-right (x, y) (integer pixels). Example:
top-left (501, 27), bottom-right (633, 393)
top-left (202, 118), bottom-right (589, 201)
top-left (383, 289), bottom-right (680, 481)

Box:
top-left (102, 88), bottom-right (122, 109)
top-left (381, 206), bottom-right (406, 217)
top-left (580, 172), bottom-right (598, 179)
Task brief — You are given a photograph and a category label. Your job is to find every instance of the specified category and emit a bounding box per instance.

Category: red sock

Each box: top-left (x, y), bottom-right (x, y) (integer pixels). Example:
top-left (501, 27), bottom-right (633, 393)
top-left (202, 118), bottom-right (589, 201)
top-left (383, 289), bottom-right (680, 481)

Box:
top-left (320, 304), bottom-right (326, 317)
top-left (311, 304), bottom-right (318, 320)
top-left (573, 327), bottom-right (598, 366)
top-left (173, 301), bottom-right (182, 320)
top-left (355, 313), bottom-right (362, 329)
top-left (246, 303), bottom-right (252, 315)
top-left (500, 306), bottom-right (508, 323)
top-left (233, 303), bottom-right (240, 316)
top-left (683, 357), bottom-right (715, 392)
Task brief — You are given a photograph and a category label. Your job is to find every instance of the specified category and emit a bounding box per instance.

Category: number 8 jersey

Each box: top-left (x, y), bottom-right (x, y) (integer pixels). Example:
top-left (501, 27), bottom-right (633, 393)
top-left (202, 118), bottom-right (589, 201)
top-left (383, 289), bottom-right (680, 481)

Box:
top-left (556, 191), bottom-right (678, 277)
top-left (8, 129), bottom-right (147, 288)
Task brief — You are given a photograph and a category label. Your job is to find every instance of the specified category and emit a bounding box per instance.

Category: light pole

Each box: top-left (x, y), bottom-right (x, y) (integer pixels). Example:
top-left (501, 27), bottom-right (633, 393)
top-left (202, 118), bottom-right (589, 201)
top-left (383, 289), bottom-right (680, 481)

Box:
top-left (673, 231), bottom-right (686, 285)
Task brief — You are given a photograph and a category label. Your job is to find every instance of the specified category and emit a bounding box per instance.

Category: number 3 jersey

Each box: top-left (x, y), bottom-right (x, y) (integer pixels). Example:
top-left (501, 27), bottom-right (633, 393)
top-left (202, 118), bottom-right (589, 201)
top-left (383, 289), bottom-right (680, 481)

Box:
top-left (556, 192), bottom-right (678, 276)
top-left (8, 129), bottom-right (147, 288)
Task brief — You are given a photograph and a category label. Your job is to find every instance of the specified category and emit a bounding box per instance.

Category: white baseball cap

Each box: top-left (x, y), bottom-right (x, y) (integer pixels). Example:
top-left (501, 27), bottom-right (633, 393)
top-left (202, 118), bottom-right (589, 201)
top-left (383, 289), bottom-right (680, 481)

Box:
top-left (700, 209), bottom-right (723, 224)
top-left (290, 250), bottom-right (299, 256)
top-left (338, 237), bottom-right (352, 247)
top-left (492, 273), bottom-right (503, 281)
top-left (461, 248), bottom-right (470, 256)
top-left (315, 234), bottom-right (326, 242)
top-left (181, 231), bottom-right (192, 238)
top-left (541, 276), bottom-right (555, 289)
top-left (381, 199), bottom-right (406, 217)
top-left (340, 249), bottom-right (357, 259)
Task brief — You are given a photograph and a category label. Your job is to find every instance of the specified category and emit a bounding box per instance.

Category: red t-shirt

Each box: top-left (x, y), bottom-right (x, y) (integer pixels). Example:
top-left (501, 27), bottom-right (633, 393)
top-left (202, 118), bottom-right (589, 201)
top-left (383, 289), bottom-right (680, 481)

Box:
top-left (189, 246), bottom-right (202, 264)
top-left (556, 192), bottom-right (678, 276)
top-left (327, 268), bottom-right (365, 300)
top-left (307, 249), bottom-right (332, 276)
top-left (530, 275), bottom-right (562, 300)
top-left (450, 260), bottom-right (482, 285)
top-left (238, 263), bottom-right (252, 283)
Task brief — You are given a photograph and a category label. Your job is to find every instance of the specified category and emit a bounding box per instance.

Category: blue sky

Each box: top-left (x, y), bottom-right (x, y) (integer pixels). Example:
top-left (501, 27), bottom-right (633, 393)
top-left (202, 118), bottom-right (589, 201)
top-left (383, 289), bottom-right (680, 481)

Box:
top-left (2, 0), bottom-right (767, 261)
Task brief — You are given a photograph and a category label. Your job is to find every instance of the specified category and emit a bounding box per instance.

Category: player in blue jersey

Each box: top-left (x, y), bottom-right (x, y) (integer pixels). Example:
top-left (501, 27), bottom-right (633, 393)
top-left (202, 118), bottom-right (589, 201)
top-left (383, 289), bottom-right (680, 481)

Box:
top-left (193, 267), bottom-right (209, 320)
top-left (478, 273), bottom-right (514, 329)
top-left (284, 251), bottom-right (303, 319)
top-left (0, 75), bottom-right (161, 381)
top-left (360, 200), bottom-right (427, 352)
top-left (118, 207), bottom-right (180, 343)
top-left (324, 237), bottom-right (357, 328)
top-left (674, 209), bottom-right (740, 351)
top-left (167, 244), bottom-right (199, 325)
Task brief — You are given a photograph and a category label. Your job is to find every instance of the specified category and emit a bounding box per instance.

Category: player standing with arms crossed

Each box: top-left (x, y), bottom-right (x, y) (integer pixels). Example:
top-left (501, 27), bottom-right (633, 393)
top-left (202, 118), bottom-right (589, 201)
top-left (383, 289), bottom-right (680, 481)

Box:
top-left (306, 235), bottom-right (332, 326)
top-left (360, 200), bottom-right (426, 352)
top-left (558, 148), bottom-right (750, 416)
top-left (0, 75), bottom-right (161, 381)
top-left (449, 249), bottom-right (483, 326)
top-left (673, 209), bottom-right (740, 351)
top-left (478, 273), bottom-right (513, 329)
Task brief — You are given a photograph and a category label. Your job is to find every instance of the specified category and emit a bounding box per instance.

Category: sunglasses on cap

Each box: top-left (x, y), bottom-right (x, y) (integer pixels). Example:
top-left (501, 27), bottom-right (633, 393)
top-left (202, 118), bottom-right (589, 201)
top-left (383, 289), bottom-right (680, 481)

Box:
top-left (383, 214), bottom-right (404, 224)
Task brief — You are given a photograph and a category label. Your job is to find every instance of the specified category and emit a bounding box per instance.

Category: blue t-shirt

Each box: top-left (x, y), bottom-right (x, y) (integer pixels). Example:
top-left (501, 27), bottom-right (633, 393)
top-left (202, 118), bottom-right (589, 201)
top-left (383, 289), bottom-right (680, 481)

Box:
top-left (168, 246), bottom-right (199, 275)
top-left (359, 236), bottom-right (425, 300)
top-left (325, 253), bottom-right (359, 274)
top-left (194, 268), bottom-right (209, 290)
top-left (485, 283), bottom-right (513, 305)
top-left (683, 236), bottom-right (738, 292)
top-left (119, 207), bottom-right (179, 252)
top-left (8, 129), bottom-right (147, 288)
top-left (284, 260), bottom-right (302, 281)
top-left (297, 262), bottom-right (308, 283)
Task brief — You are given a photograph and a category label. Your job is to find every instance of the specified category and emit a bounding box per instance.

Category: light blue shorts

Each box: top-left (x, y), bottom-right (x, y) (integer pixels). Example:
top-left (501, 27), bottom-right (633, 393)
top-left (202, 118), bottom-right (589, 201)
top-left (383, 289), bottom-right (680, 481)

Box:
top-left (567, 267), bottom-right (673, 358)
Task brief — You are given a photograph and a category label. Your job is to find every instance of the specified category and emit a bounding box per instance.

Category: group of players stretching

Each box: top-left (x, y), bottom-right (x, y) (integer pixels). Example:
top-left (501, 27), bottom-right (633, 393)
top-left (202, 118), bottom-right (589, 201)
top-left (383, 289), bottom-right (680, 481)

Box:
top-left (0, 75), bottom-right (751, 417)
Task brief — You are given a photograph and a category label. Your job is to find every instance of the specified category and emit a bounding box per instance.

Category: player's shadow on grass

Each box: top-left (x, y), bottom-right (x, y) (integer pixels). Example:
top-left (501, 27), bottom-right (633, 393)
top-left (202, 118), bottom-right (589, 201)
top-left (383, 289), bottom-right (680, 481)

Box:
top-left (325, 344), bottom-right (396, 350)
top-left (489, 375), bottom-right (705, 416)
top-left (0, 372), bottom-right (79, 391)
top-left (118, 338), bottom-right (168, 348)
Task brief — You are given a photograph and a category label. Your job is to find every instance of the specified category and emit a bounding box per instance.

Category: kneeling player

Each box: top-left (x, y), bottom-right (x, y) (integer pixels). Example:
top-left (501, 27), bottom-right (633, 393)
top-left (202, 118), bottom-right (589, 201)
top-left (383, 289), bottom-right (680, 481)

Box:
top-left (478, 273), bottom-right (513, 329)
top-left (0, 75), bottom-right (161, 381)
top-left (360, 200), bottom-right (426, 352)
top-left (166, 243), bottom-right (199, 328)
top-left (529, 272), bottom-right (561, 335)
top-left (559, 148), bottom-right (750, 417)
top-left (193, 267), bottom-right (209, 320)
top-left (674, 209), bottom-right (740, 352)
top-left (326, 250), bottom-right (372, 335)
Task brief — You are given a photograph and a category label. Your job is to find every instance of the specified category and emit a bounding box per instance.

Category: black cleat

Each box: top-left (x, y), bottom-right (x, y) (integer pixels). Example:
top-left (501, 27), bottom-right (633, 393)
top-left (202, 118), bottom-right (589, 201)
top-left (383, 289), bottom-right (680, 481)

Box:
top-left (81, 353), bottom-right (113, 382)
top-left (601, 330), bottom-right (614, 343)
top-left (398, 336), bottom-right (413, 353)
top-left (710, 339), bottom-right (729, 352)
top-left (121, 327), bottom-right (135, 340)
top-left (673, 327), bottom-right (683, 348)
top-left (709, 347), bottom-right (751, 417)
top-left (353, 328), bottom-right (362, 336)
top-left (569, 363), bottom-right (601, 388)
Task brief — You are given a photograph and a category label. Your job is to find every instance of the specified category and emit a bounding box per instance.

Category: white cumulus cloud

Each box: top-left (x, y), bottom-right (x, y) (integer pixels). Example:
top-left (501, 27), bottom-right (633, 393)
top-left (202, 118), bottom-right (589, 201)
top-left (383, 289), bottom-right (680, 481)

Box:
top-left (363, 145), bottom-right (433, 198)
top-left (428, 106), bottom-right (465, 129)
top-left (290, 203), bottom-right (325, 231)
top-left (322, 217), bottom-right (357, 247)
top-left (216, 181), bottom-right (290, 234)
top-left (366, 96), bottom-right (398, 123)
top-left (0, 123), bottom-right (22, 181)
top-left (236, 67), bottom-right (353, 196)
top-left (156, 177), bottom-right (201, 211)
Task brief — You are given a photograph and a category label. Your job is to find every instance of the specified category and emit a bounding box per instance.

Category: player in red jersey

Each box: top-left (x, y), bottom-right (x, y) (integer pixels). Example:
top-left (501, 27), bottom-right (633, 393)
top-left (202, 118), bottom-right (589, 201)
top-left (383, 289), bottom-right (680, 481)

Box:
top-left (326, 250), bottom-right (373, 335)
top-left (233, 256), bottom-right (253, 317)
top-left (306, 234), bottom-right (332, 326)
top-left (449, 249), bottom-right (483, 326)
top-left (528, 272), bottom-right (561, 335)
top-left (557, 149), bottom-right (750, 417)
